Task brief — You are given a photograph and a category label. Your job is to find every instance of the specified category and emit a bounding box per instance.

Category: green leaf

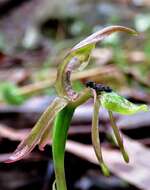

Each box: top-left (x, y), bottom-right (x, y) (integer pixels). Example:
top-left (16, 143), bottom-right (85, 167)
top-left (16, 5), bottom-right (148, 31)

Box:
top-left (2, 83), bottom-right (24, 105)
top-left (55, 26), bottom-right (137, 100)
top-left (100, 92), bottom-right (149, 115)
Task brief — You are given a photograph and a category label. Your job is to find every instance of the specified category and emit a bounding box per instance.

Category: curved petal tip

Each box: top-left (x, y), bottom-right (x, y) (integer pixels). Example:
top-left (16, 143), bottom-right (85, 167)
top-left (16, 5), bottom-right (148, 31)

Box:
top-left (4, 145), bottom-right (30, 163)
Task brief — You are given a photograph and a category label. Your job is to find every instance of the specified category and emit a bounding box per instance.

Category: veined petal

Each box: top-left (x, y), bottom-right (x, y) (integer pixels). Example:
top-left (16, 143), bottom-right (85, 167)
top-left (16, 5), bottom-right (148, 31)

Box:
top-left (55, 26), bottom-right (137, 100)
top-left (100, 92), bottom-right (149, 115)
top-left (71, 25), bottom-right (137, 52)
top-left (91, 89), bottom-right (110, 176)
top-left (5, 97), bottom-right (68, 163)
top-left (38, 121), bottom-right (52, 151)
top-left (108, 111), bottom-right (129, 163)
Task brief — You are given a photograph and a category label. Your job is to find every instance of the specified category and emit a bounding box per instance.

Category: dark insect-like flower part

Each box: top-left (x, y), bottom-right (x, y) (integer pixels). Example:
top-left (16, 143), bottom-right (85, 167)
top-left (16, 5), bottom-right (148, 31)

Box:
top-left (86, 80), bottom-right (112, 93)
top-left (4, 26), bottom-right (149, 190)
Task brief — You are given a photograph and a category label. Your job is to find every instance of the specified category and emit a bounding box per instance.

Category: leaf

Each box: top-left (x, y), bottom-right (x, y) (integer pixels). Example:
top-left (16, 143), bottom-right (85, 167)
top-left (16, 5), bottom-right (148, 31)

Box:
top-left (5, 97), bottom-right (68, 163)
top-left (65, 137), bottom-right (150, 190)
top-left (100, 92), bottom-right (149, 115)
top-left (2, 83), bottom-right (25, 105)
top-left (55, 25), bottom-right (137, 100)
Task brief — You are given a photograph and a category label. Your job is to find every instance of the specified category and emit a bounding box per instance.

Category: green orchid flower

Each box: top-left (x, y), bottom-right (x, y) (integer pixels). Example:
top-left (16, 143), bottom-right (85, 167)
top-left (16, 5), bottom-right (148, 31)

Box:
top-left (5, 26), bottom-right (148, 190)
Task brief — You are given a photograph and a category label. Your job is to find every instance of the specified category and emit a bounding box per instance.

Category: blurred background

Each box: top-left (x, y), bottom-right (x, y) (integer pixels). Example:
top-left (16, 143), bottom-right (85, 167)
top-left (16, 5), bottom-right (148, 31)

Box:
top-left (0, 0), bottom-right (150, 190)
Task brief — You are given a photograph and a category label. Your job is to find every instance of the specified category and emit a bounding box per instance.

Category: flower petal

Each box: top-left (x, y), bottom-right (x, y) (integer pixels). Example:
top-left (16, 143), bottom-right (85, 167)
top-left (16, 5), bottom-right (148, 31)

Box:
top-left (38, 122), bottom-right (52, 151)
top-left (100, 92), bottom-right (149, 115)
top-left (91, 89), bottom-right (110, 176)
top-left (71, 25), bottom-right (137, 52)
top-left (5, 97), bottom-right (68, 163)
top-left (108, 111), bottom-right (129, 163)
top-left (55, 26), bottom-right (137, 100)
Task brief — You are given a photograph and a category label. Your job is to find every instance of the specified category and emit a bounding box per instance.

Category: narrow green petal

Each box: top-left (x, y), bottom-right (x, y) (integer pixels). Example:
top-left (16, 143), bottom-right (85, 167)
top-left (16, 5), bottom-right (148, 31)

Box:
top-left (55, 44), bottom-right (94, 100)
top-left (92, 90), bottom-right (110, 176)
top-left (108, 111), bottom-right (129, 163)
top-left (55, 26), bottom-right (137, 100)
top-left (38, 121), bottom-right (52, 151)
top-left (5, 97), bottom-right (68, 163)
top-left (101, 92), bottom-right (149, 115)
top-left (71, 25), bottom-right (137, 52)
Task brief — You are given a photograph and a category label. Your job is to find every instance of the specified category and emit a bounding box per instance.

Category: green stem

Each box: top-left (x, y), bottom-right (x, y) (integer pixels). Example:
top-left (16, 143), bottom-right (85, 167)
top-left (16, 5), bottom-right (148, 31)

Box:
top-left (52, 89), bottom-right (92, 190)
top-left (52, 105), bottom-right (75, 190)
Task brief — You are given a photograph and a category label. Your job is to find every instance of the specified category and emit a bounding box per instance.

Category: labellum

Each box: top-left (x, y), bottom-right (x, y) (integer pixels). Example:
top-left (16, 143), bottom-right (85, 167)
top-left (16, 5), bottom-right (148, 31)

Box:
top-left (5, 25), bottom-right (148, 190)
top-left (100, 91), bottom-right (148, 115)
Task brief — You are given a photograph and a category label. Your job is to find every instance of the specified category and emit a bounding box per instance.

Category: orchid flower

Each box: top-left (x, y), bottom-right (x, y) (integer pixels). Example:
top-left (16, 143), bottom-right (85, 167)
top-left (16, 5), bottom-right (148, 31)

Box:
top-left (5, 26), bottom-right (148, 190)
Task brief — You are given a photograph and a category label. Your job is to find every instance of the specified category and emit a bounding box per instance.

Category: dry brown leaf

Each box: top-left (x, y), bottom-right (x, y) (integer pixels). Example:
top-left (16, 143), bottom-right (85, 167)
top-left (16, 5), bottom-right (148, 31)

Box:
top-left (66, 136), bottom-right (150, 190)
top-left (1, 124), bottom-right (150, 189)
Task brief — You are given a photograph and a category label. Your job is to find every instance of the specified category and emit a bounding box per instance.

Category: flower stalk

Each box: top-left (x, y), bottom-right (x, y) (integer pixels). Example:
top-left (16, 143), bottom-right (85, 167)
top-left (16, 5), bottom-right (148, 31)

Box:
top-left (4, 25), bottom-right (149, 190)
top-left (52, 105), bottom-right (75, 190)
